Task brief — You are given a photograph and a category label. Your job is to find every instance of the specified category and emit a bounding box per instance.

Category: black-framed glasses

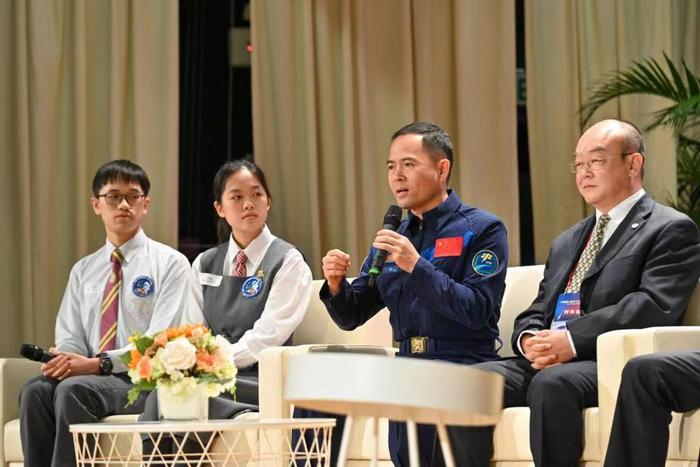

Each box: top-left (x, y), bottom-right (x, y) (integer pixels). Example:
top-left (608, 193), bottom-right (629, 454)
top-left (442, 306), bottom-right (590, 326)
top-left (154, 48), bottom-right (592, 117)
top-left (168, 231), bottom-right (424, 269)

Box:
top-left (569, 153), bottom-right (633, 174)
top-left (97, 192), bottom-right (145, 207)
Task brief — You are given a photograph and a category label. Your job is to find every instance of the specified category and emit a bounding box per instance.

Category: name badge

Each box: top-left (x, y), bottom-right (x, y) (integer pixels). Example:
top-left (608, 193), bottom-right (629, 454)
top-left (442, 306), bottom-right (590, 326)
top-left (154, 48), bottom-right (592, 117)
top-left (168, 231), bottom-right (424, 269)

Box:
top-left (551, 292), bottom-right (581, 330)
top-left (200, 273), bottom-right (223, 287)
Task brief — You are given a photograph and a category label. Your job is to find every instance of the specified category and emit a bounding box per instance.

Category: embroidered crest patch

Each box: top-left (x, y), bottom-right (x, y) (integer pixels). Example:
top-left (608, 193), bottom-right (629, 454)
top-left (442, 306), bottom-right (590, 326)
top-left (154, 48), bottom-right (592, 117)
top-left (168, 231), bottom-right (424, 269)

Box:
top-left (472, 250), bottom-right (499, 276)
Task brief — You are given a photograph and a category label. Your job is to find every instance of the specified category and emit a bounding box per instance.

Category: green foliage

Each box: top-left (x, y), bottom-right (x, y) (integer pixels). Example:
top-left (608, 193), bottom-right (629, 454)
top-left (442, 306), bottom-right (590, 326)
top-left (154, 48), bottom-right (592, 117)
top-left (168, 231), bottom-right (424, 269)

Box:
top-left (580, 53), bottom-right (700, 225)
top-left (126, 380), bottom-right (156, 406)
top-left (132, 334), bottom-right (155, 354)
top-left (673, 135), bottom-right (700, 225)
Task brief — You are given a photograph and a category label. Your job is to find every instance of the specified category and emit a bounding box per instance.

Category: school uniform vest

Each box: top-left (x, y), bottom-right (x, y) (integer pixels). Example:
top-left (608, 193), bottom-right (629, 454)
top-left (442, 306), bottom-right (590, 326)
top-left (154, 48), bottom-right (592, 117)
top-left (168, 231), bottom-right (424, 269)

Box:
top-left (199, 238), bottom-right (294, 346)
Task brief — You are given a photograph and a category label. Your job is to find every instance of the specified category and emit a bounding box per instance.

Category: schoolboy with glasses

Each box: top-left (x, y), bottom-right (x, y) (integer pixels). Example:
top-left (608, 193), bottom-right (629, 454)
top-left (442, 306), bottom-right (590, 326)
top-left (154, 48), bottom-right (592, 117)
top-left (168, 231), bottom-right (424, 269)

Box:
top-left (19, 160), bottom-right (194, 467)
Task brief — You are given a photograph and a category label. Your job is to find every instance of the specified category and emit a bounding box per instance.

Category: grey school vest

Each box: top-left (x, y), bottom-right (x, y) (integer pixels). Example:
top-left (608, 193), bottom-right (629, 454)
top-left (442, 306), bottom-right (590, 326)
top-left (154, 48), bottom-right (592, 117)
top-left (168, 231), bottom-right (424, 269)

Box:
top-left (199, 238), bottom-right (295, 346)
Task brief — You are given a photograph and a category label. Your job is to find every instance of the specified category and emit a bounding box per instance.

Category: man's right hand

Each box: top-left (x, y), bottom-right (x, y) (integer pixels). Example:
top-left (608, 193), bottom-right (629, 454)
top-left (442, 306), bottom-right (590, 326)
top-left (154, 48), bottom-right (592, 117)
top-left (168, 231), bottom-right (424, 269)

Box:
top-left (322, 249), bottom-right (351, 296)
top-left (521, 333), bottom-right (553, 364)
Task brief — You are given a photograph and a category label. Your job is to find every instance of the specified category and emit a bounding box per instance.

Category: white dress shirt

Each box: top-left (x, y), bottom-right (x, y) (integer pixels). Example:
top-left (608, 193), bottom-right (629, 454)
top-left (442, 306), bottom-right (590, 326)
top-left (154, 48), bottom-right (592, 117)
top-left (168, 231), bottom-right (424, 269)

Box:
top-left (518, 189), bottom-right (646, 356)
top-left (55, 229), bottom-right (195, 372)
top-left (185, 225), bottom-right (312, 368)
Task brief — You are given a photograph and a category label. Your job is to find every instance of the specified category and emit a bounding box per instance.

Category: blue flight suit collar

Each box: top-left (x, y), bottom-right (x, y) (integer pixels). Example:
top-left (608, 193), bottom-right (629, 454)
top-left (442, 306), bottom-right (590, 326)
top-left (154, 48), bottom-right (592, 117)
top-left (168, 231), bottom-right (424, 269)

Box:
top-left (406, 189), bottom-right (462, 234)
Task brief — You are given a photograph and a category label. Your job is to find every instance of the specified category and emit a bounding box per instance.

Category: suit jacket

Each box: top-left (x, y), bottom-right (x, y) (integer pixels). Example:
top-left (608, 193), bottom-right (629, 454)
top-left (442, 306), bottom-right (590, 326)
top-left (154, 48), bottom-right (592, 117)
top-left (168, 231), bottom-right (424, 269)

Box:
top-left (512, 194), bottom-right (700, 359)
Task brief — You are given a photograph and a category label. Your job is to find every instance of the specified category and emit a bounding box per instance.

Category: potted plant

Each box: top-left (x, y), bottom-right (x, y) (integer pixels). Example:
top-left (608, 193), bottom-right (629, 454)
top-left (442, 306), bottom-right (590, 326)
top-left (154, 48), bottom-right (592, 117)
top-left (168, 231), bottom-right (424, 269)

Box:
top-left (121, 323), bottom-right (237, 420)
top-left (580, 53), bottom-right (700, 225)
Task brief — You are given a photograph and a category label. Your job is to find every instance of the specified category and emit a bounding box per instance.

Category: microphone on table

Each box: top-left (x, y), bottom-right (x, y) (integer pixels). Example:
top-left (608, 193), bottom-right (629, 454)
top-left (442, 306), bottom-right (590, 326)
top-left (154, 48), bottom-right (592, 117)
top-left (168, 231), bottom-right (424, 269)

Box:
top-left (367, 205), bottom-right (403, 288)
top-left (19, 344), bottom-right (55, 363)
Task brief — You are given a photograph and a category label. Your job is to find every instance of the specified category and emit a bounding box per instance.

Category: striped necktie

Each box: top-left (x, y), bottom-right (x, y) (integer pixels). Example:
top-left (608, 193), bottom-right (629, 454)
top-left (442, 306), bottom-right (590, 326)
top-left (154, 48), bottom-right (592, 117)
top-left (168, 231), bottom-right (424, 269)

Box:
top-left (566, 214), bottom-right (610, 293)
top-left (99, 249), bottom-right (124, 352)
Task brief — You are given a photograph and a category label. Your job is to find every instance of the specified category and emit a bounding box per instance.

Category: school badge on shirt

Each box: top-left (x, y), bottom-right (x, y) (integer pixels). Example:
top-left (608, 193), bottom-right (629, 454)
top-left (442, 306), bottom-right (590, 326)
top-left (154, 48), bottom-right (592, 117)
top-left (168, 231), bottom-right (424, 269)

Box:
top-left (241, 269), bottom-right (264, 298)
top-left (132, 276), bottom-right (155, 297)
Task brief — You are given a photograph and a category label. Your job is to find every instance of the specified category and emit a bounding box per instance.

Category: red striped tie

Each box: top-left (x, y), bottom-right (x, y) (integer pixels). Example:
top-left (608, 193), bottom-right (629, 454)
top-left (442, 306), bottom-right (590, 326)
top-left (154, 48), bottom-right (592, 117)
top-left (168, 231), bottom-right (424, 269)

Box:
top-left (99, 249), bottom-right (123, 352)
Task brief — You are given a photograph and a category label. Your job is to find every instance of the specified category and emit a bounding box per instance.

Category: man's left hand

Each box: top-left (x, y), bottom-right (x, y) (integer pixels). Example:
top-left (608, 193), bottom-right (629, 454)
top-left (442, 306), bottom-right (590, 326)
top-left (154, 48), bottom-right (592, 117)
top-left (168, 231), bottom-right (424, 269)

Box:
top-left (528, 330), bottom-right (575, 370)
top-left (42, 349), bottom-right (101, 380)
top-left (372, 229), bottom-right (420, 273)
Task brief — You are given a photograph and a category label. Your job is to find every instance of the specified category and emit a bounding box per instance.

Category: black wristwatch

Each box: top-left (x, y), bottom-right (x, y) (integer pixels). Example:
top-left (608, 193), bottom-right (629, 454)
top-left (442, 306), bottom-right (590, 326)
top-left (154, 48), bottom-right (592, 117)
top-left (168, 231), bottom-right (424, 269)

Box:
top-left (96, 353), bottom-right (113, 375)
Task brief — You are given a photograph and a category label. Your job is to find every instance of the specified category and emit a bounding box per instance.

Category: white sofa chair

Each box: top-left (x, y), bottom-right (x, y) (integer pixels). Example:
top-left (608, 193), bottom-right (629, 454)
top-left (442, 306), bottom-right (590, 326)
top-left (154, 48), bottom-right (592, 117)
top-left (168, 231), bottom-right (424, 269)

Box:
top-left (1, 266), bottom-right (698, 466)
top-left (258, 266), bottom-right (700, 467)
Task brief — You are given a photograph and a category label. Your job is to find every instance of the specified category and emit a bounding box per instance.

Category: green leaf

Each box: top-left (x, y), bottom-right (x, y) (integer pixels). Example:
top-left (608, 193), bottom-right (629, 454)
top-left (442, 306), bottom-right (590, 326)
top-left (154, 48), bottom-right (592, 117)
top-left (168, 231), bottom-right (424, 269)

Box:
top-left (664, 52), bottom-right (687, 100)
top-left (132, 335), bottom-right (155, 354)
top-left (120, 350), bottom-right (132, 367)
top-left (126, 387), bottom-right (142, 406)
top-left (684, 61), bottom-right (700, 96)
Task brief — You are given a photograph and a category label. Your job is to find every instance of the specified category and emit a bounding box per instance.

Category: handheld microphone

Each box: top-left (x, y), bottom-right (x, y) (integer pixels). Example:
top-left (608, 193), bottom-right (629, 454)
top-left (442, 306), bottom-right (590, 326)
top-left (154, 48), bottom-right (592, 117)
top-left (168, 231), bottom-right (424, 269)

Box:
top-left (19, 344), bottom-right (55, 363)
top-left (368, 205), bottom-right (403, 287)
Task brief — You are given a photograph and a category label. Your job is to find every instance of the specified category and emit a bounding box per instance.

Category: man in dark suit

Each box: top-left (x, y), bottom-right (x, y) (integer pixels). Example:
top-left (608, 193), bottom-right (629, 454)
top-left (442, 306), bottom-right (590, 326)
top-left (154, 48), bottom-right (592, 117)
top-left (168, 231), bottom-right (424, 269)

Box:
top-left (455, 119), bottom-right (700, 467)
top-left (604, 350), bottom-right (700, 467)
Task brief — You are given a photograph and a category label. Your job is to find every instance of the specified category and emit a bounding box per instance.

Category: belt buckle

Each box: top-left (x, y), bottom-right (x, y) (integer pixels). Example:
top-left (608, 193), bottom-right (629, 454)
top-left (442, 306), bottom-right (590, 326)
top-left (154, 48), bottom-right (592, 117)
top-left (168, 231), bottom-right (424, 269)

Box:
top-left (410, 336), bottom-right (428, 354)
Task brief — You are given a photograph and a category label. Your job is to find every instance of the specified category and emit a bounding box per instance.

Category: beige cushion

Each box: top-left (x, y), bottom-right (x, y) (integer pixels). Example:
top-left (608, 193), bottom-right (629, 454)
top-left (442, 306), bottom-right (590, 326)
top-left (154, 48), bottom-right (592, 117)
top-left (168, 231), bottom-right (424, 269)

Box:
top-left (101, 414), bottom-right (140, 423)
top-left (493, 408), bottom-right (531, 460)
top-left (672, 409), bottom-right (700, 460)
top-left (491, 407), bottom-right (599, 461)
top-left (4, 419), bottom-right (21, 463)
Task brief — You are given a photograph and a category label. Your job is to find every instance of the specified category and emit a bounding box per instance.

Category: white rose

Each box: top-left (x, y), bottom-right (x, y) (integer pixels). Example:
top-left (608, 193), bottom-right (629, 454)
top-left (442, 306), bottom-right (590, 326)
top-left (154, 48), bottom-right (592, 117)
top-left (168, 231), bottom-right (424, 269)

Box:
top-left (159, 337), bottom-right (197, 374)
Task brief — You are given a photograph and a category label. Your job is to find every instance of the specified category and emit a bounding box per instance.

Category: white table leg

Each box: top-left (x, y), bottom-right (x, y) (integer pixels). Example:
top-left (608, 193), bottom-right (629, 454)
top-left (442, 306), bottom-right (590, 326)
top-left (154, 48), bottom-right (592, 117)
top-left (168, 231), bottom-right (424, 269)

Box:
top-left (371, 416), bottom-right (379, 467)
top-left (406, 419), bottom-right (420, 467)
top-left (437, 421), bottom-right (455, 467)
top-left (337, 414), bottom-right (354, 467)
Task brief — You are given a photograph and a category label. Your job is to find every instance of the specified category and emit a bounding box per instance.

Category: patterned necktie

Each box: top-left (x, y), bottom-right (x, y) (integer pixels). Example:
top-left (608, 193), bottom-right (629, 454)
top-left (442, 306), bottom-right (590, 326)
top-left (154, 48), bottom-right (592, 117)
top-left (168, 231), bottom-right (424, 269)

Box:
top-left (233, 251), bottom-right (247, 278)
top-left (99, 249), bottom-right (124, 352)
top-left (566, 214), bottom-right (610, 293)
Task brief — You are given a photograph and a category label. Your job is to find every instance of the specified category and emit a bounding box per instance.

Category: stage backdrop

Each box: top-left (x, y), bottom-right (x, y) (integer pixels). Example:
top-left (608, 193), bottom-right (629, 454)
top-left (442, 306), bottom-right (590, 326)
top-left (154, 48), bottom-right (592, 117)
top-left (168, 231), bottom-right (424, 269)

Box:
top-left (0, 0), bottom-right (178, 355)
top-left (526, 0), bottom-right (700, 262)
top-left (251, 0), bottom-right (519, 278)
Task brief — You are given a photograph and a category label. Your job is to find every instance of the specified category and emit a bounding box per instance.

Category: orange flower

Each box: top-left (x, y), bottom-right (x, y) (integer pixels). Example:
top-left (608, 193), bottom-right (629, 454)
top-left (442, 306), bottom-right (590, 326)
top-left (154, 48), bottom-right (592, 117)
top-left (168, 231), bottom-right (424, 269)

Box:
top-left (136, 356), bottom-right (152, 380)
top-left (128, 349), bottom-right (142, 369)
top-left (196, 349), bottom-right (216, 373)
top-left (191, 323), bottom-right (208, 339)
top-left (154, 332), bottom-right (168, 348)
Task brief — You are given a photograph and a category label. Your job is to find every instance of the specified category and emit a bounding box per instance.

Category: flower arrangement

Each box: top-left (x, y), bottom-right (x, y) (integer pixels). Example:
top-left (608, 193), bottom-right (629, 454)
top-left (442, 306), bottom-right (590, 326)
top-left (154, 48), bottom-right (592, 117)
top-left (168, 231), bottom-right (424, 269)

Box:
top-left (121, 323), bottom-right (237, 406)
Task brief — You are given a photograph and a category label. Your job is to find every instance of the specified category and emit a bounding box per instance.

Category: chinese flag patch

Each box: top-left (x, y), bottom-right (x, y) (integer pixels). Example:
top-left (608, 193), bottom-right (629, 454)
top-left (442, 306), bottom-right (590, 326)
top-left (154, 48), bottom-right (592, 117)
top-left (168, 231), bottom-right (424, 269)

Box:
top-left (434, 236), bottom-right (463, 258)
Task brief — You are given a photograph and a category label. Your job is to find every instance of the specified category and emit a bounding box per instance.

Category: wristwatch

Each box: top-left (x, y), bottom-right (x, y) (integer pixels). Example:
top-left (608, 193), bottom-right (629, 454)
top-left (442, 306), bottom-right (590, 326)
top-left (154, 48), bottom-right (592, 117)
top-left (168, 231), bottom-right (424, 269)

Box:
top-left (96, 353), bottom-right (113, 375)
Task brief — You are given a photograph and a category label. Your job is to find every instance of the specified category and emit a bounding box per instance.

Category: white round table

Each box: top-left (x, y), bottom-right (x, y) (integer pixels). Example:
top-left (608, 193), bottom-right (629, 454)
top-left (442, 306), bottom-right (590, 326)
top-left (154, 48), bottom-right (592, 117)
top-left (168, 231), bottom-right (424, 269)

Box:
top-left (285, 353), bottom-right (503, 467)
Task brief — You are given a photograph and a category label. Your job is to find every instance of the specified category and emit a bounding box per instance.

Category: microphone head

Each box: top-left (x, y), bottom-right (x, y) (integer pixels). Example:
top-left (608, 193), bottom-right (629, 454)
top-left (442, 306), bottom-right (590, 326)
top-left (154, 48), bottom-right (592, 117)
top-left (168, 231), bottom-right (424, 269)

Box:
top-left (20, 344), bottom-right (44, 361)
top-left (20, 343), bottom-right (53, 363)
top-left (383, 205), bottom-right (403, 230)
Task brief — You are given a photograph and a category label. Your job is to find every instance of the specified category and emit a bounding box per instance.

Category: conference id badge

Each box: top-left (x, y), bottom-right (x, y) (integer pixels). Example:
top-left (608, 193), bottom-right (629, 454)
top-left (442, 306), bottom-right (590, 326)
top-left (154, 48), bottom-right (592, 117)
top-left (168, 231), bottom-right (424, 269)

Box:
top-left (550, 292), bottom-right (581, 330)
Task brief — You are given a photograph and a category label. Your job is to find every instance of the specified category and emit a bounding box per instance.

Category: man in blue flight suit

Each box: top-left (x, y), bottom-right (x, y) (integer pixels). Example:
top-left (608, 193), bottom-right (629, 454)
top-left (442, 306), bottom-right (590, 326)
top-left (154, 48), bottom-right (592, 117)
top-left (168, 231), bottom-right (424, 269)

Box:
top-left (320, 121), bottom-right (509, 466)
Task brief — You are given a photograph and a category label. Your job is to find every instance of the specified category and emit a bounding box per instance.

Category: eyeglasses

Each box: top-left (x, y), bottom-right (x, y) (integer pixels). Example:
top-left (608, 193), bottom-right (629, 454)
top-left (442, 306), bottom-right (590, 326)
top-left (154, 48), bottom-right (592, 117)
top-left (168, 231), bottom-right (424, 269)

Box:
top-left (97, 192), bottom-right (145, 207)
top-left (569, 153), bottom-right (633, 174)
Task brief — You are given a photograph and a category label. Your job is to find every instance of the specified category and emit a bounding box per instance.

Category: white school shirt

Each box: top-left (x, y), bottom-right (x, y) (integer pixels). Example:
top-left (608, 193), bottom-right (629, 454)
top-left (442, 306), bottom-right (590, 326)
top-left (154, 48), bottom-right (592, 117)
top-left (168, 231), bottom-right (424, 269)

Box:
top-left (184, 225), bottom-right (313, 369)
top-left (517, 189), bottom-right (646, 356)
top-left (55, 229), bottom-right (194, 372)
